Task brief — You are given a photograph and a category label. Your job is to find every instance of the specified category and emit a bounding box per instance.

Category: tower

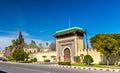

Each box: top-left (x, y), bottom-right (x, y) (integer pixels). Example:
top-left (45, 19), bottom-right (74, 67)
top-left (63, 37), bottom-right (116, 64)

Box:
top-left (54, 27), bottom-right (85, 63)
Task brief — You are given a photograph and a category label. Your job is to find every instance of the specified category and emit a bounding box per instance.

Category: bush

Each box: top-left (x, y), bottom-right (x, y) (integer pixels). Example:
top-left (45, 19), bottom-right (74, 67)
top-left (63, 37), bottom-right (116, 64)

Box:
top-left (23, 60), bottom-right (32, 63)
top-left (2, 59), bottom-right (8, 61)
top-left (44, 59), bottom-right (50, 62)
top-left (75, 56), bottom-right (80, 63)
top-left (58, 62), bottom-right (71, 65)
top-left (33, 58), bottom-right (37, 62)
top-left (83, 55), bottom-right (93, 65)
top-left (8, 58), bottom-right (15, 61)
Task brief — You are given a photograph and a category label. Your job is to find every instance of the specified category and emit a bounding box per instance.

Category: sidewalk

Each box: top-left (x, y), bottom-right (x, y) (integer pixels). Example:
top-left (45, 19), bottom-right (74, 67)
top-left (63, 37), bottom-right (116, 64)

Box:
top-left (50, 64), bottom-right (120, 72)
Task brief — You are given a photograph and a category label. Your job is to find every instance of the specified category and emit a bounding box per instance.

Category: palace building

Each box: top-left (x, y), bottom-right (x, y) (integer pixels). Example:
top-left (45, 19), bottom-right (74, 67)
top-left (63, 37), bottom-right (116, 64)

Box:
top-left (54, 27), bottom-right (101, 63)
top-left (29, 27), bottom-right (116, 64)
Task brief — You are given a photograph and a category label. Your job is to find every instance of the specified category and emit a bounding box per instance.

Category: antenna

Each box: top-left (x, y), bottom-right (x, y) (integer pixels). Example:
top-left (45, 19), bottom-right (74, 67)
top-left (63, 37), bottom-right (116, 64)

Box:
top-left (69, 16), bottom-right (71, 28)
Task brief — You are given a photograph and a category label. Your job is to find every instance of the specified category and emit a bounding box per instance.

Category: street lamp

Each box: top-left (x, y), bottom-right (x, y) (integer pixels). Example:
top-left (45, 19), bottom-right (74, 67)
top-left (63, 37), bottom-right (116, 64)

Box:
top-left (85, 29), bottom-right (89, 66)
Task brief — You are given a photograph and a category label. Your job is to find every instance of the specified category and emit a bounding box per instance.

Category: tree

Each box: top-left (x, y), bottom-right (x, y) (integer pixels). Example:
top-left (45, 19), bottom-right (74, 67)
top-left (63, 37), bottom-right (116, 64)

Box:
top-left (19, 32), bottom-right (25, 44)
top-left (24, 43), bottom-right (29, 48)
top-left (49, 42), bottom-right (56, 51)
top-left (39, 43), bottom-right (42, 48)
top-left (46, 42), bottom-right (49, 48)
top-left (83, 55), bottom-right (93, 65)
top-left (18, 32), bottom-right (25, 49)
top-left (109, 34), bottom-right (120, 55)
top-left (4, 32), bottom-right (26, 59)
top-left (33, 58), bottom-right (37, 62)
top-left (90, 34), bottom-right (118, 65)
top-left (37, 43), bottom-right (43, 52)
top-left (11, 32), bottom-right (25, 49)
top-left (4, 45), bottom-right (13, 58)
top-left (29, 40), bottom-right (38, 48)
top-left (12, 49), bottom-right (29, 62)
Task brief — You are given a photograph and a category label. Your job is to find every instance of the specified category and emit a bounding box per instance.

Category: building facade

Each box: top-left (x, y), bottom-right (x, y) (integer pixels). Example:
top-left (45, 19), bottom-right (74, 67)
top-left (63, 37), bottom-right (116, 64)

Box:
top-left (54, 27), bottom-right (101, 63)
top-left (29, 27), bottom-right (117, 64)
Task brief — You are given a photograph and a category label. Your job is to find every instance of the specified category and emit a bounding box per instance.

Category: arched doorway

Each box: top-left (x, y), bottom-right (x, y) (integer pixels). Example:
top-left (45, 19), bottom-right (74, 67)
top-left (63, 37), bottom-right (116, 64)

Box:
top-left (64, 48), bottom-right (71, 62)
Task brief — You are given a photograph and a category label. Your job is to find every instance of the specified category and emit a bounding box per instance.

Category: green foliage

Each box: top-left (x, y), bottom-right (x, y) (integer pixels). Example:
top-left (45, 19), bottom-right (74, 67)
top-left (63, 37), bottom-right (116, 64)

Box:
top-left (46, 42), bottom-right (49, 47)
top-left (8, 58), bottom-right (14, 61)
top-left (2, 59), bottom-right (8, 61)
top-left (24, 43), bottom-right (29, 48)
top-left (90, 34), bottom-right (119, 56)
top-left (23, 60), bottom-right (32, 63)
top-left (75, 56), bottom-right (80, 63)
top-left (29, 40), bottom-right (38, 48)
top-left (58, 62), bottom-right (71, 65)
top-left (110, 34), bottom-right (120, 55)
top-left (42, 55), bottom-right (47, 60)
top-left (4, 32), bottom-right (26, 59)
top-left (83, 55), bottom-right (93, 65)
top-left (39, 43), bottom-right (43, 48)
top-left (18, 32), bottom-right (25, 46)
top-left (33, 58), bottom-right (37, 62)
top-left (4, 46), bottom-right (13, 58)
top-left (44, 59), bottom-right (50, 62)
top-left (12, 32), bottom-right (25, 49)
top-left (90, 34), bottom-right (119, 65)
top-left (12, 49), bottom-right (29, 62)
top-left (75, 56), bottom-right (80, 60)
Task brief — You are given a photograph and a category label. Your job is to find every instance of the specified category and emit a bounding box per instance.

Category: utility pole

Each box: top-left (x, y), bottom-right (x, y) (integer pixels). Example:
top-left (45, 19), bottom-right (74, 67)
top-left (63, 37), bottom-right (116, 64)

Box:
top-left (86, 30), bottom-right (89, 55)
top-left (69, 16), bottom-right (71, 28)
top-left (85, 29), bottom-right (89, 66)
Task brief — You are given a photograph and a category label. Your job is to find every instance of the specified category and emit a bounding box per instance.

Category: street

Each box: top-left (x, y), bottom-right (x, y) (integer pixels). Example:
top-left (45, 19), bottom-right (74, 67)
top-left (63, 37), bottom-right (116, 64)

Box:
top-left (0, 62), bottom-right (118, 73)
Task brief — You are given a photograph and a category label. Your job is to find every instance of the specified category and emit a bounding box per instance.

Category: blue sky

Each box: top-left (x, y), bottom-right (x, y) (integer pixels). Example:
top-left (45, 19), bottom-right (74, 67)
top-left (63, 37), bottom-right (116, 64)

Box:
top-left (0, 0), bottom-right (120, 50)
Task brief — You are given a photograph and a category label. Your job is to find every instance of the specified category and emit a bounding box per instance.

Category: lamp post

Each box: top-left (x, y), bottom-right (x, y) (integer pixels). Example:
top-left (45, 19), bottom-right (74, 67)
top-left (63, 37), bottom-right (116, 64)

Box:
top-left (85, 30), bottom-right (89, 66)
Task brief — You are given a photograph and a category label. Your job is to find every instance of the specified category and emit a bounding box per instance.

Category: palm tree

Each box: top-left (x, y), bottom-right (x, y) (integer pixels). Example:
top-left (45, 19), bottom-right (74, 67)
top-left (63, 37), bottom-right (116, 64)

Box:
top-left (39, 43), bottom-right (42, 48)
top-left (38, 43), bottom-right (43, 52)
top-left (46, 42), bottom-right (48, 48)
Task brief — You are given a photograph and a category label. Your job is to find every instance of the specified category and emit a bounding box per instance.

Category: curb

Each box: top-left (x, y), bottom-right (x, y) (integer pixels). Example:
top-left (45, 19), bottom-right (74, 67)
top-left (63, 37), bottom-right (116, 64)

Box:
top-left (50, 65), bottom-right (120, 72)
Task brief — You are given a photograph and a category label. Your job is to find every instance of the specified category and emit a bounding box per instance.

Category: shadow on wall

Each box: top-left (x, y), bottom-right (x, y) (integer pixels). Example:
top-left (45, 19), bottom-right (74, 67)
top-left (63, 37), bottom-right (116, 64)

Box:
top-left (99, 54), bottom-right (120, 65)
top-left (0, 70), bottom-right (7, 73)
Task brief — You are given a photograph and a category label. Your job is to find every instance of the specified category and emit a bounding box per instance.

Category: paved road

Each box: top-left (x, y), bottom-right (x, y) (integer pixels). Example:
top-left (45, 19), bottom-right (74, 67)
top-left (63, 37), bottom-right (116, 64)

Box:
top-left (0, 62), bottom-right (118, 73)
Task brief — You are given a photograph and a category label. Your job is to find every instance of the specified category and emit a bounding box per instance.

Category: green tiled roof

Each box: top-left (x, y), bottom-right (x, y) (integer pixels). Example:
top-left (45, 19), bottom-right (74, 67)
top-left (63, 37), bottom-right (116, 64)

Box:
top-left (54, 27), bottom-right (85, 36)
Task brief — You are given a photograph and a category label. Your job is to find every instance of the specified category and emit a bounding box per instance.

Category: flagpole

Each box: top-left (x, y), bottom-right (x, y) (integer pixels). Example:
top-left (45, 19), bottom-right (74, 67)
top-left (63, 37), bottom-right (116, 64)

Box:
top-left (69, 16), bottom-right (71, 28)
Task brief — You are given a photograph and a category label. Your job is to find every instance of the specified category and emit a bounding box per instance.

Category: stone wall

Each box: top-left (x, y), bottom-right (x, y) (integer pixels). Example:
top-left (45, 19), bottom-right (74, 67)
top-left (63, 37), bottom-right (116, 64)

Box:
top-left (24, 48), bottom-right (38, 53)
top-left (29, 51), bottom-right (57, 62)
top-left (78, 49), bottom-right (101, 64)
top-left (0, 51), bottom-right (4, 58)
top-left (29, 49), bottom-right (101, 64)
top-left (29, 49), bottom-right (119, 64)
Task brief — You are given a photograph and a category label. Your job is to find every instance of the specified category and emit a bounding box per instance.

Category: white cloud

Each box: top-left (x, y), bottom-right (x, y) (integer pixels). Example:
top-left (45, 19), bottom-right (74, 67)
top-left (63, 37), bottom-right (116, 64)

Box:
top-left (25, 38), bottom-right (52, 48)
top-left (0, 36), bottom-right (15, 50)
top-left (0, 30), bottom-right (29, 37)
top-left (0, 30), bottom-right (53, 51)
top-left (0, 30), bottom-right (15, 33)
top-left (22, 32), bottom-right (29, 37)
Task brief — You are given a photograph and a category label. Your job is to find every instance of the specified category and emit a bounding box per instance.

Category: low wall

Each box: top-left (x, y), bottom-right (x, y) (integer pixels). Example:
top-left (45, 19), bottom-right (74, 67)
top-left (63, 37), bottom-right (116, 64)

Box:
top-left (30, 50), bottom-right (101, 64)
top-left (29, 51), bottom-right (57, 62)
top-left (78, 49), bottom-right (101, 64)
top-left (0, 53), bottom-right (4, 58)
